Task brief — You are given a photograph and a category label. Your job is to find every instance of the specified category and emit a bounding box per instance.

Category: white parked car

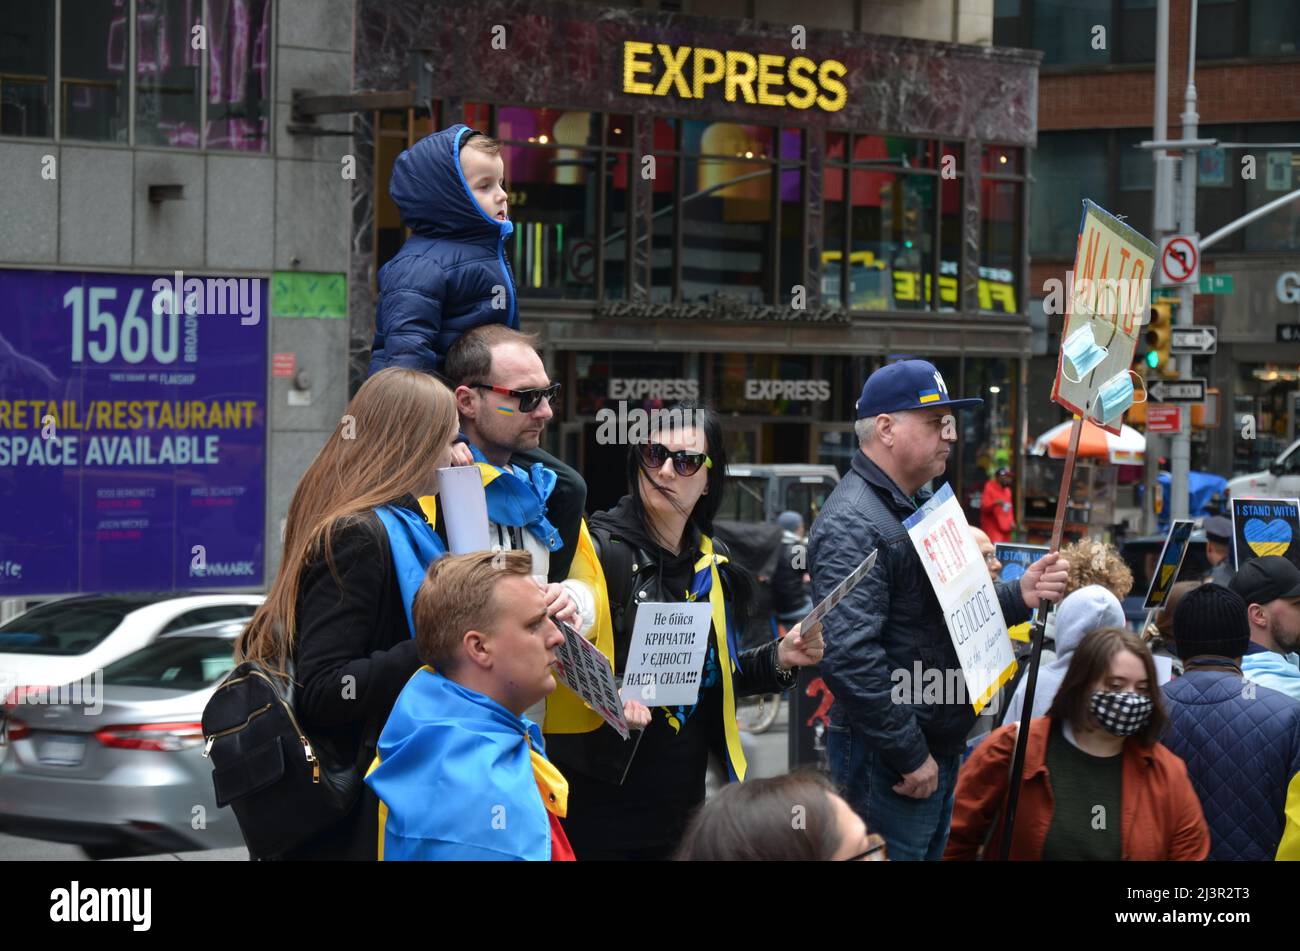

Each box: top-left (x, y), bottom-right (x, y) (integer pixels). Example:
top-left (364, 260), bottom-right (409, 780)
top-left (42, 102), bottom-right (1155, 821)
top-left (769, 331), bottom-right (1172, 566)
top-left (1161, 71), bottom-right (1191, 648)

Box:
top-left (0, 594), bottom-right (264, 702)
top-left (1227, 438), bottom-right (1300, 500)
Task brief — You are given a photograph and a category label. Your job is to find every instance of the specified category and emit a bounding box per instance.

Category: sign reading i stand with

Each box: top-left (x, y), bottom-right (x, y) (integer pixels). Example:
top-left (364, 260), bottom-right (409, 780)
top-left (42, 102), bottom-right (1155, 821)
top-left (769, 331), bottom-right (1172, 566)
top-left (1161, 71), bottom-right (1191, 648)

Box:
top-left (1170, 327), bottom-right (1217, 354)
top-left (1147, 378), bottom-right (1207, 404)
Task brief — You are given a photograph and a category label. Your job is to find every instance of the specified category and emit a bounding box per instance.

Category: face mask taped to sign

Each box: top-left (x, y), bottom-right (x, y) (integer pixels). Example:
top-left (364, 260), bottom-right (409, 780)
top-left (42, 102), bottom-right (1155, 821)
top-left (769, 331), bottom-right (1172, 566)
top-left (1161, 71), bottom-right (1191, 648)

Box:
top-left (1060, 323), bottom-right (1109, 384)
top-left (1088, 369), bottom-right (1147, 424)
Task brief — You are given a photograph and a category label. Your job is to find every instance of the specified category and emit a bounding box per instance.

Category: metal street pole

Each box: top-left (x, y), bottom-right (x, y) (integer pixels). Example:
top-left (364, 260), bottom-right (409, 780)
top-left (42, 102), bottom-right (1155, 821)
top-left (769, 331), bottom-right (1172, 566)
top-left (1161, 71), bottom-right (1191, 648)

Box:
top-left (1171, 0), bottom-right (1200, 521)
top-left (1146, 0), bottom-right (1172, 534)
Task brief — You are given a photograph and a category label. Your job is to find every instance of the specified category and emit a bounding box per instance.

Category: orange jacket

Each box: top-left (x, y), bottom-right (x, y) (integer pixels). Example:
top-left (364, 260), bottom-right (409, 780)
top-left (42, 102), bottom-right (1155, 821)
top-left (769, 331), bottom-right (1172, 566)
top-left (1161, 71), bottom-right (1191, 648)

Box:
top-left (945, 717), bottom-right (1210, 861)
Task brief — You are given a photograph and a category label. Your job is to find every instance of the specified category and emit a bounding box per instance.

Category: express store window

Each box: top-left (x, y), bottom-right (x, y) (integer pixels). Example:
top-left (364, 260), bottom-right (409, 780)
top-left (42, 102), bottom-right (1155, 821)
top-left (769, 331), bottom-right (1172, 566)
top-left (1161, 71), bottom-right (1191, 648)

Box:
top-left (602, 114), bottom-right (632, 300)
top-left (680, 120), bottom-right (775, 306)
top-left (496, 106), bottom-right (601, 300)
top-left (939, 142), bottom-right (965, 312)
top-left (980, 146), bottom-right (1024, 315)
top-left (650, 118), bottom-right (679, 304)
top-left (826, 134), bottom-right (941, 313)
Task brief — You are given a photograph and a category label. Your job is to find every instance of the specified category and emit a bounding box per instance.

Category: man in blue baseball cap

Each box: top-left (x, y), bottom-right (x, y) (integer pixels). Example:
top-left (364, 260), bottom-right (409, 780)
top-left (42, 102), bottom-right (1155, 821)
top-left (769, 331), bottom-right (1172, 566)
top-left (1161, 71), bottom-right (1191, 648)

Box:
top-left (808, 359), bottom-right (1068, 860)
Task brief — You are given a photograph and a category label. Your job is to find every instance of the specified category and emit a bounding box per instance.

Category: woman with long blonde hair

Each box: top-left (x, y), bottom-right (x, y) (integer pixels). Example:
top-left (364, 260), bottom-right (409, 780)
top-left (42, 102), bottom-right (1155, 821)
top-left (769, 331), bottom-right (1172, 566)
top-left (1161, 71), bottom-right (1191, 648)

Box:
top-left (236, 367), bottom-right (460, 859)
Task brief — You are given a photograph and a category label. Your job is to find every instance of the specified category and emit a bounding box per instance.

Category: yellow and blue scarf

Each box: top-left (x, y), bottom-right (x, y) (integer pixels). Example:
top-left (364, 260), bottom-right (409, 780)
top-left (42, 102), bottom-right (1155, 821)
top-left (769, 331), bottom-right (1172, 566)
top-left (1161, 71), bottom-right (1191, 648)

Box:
top-left (374, 504), bottom-right (447, 637)
top-left (416, 445), bottom-right (562, 553)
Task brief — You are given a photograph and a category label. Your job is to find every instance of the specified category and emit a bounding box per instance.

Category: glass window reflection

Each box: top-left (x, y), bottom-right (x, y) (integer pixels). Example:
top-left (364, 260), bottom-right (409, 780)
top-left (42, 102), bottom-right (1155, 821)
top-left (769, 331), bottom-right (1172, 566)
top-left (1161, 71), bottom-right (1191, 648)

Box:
top-left (0, 1), bottom-right (56, 137)
top-left (62, 0), bottom-right (131, 142)
top-left (204, 0), bottom-right (271, 151)
top-left (136, 0), bottom-right (202, 148)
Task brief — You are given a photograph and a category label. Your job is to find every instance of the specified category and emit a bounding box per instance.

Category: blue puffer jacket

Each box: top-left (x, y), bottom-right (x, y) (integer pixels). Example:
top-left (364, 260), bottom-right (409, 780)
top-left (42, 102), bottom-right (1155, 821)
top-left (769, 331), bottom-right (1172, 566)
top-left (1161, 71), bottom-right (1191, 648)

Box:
top-left (1162, 668), bottom-right (1300, 861)
top-left (809, 450), bottom-right (1032, 774)
top-left (368, 124), bottom-right (517, 378)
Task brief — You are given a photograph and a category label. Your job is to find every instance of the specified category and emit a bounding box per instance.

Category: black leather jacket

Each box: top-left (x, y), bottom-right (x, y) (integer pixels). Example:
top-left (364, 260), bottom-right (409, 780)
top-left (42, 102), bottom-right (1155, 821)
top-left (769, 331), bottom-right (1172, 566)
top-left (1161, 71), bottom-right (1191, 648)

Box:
top-left (809, 451), bottom-right (1031, 773)
top-left (545, 517), bottom-right (791, 785)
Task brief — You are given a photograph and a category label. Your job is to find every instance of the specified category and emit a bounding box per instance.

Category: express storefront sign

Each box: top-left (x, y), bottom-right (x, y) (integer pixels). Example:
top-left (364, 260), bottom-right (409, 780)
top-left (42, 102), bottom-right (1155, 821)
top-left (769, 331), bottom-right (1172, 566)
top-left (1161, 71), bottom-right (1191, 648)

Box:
top-left (622, 41), bottom-right (847, 112)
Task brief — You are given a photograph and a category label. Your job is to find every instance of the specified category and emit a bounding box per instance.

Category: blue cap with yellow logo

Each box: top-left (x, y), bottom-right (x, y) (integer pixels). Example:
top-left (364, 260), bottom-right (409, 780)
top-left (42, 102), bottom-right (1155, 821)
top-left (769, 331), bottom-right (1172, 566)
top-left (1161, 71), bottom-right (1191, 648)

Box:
top-left (855, 359), bottom-right (984, 419)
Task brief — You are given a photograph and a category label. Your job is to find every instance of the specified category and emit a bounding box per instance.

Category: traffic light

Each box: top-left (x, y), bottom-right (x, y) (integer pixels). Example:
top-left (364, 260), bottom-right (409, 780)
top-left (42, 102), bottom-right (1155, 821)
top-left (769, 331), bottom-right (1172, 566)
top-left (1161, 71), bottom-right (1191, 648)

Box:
top-left (1145, 300), bottom-right (1175, 377)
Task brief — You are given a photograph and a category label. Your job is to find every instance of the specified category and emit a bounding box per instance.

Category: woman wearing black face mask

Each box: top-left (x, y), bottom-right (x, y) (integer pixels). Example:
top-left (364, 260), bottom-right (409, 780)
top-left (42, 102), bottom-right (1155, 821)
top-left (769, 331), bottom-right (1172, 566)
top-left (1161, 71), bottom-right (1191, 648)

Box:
top-left (542, 402), bottom-right (824, 861)
top-left (945, 628), bottom-right (1210, 861)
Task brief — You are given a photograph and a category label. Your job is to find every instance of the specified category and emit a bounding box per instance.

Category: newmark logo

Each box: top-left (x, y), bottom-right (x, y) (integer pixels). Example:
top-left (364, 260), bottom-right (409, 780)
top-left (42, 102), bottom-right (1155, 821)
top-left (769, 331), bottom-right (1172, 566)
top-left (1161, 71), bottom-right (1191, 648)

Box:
top-left (50, 881), bottom-right (151, 931)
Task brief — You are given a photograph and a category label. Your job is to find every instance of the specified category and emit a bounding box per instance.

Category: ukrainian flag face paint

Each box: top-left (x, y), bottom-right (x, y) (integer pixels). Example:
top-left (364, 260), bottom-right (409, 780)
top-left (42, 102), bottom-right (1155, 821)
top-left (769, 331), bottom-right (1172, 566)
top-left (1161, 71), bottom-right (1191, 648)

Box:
top-left (494, 405), bottom-right (516, 416)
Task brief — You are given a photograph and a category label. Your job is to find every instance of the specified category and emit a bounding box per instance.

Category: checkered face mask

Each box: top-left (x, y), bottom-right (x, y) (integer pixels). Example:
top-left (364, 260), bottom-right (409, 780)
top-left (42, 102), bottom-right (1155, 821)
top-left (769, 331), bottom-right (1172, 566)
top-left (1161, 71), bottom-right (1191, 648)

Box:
top-left (1089, 690), bottom-right (1153, 737)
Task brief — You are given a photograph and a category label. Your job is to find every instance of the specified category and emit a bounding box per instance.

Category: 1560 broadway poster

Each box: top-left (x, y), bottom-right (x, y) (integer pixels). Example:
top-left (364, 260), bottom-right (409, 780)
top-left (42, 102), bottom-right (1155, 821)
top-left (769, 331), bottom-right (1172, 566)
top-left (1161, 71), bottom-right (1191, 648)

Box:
top-left (0, 269), bottom-right (266, 595)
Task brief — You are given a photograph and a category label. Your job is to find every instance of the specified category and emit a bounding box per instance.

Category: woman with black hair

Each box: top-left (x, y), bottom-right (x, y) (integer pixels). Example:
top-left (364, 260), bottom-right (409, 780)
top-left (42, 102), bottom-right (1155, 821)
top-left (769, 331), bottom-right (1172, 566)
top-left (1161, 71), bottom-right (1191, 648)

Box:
top-left (543, 402), bottom-right (825, 860)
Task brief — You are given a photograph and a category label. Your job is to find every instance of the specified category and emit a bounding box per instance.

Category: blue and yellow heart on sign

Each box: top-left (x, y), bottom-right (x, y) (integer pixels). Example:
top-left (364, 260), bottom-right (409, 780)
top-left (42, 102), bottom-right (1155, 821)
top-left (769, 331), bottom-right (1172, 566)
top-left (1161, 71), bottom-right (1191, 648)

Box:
top-left (1243, 518), bottom-right (1293, 558)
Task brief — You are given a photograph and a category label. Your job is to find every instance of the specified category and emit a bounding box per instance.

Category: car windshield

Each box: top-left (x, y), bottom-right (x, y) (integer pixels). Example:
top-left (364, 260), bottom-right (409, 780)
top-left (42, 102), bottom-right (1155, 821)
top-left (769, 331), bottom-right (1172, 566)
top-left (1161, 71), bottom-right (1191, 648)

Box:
top-left (102, 637), bottom-right (236, 691)
top-left (718, 477), bottom-right (767, 522)
top-left (0, 598), bottom-right (155, 655)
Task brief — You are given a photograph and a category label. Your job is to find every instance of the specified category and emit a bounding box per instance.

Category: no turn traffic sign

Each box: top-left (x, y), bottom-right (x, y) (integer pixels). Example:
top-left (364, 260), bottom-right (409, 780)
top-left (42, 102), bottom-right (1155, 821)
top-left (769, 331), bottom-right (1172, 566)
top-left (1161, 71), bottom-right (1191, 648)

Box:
top-left (1159, 234), bottom-right (1200, 287)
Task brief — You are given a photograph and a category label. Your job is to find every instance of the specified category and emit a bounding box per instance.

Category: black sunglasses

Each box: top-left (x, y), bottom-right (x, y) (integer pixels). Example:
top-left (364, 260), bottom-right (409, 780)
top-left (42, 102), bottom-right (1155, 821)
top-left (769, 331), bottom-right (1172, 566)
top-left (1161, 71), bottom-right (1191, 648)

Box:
top-left (470, 382), bottom-right (561, 413)
top-left (636, 442), bottom-right (713, 477)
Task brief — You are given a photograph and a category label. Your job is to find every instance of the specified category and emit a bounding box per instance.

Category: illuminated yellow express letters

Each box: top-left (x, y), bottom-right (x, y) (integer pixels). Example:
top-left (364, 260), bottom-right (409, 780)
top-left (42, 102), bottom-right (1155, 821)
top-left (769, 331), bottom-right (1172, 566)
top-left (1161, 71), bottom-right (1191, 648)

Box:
top-left (623, 40), bottom-right (656, 95)
top-left (621, 39), bottom-right (849, 113)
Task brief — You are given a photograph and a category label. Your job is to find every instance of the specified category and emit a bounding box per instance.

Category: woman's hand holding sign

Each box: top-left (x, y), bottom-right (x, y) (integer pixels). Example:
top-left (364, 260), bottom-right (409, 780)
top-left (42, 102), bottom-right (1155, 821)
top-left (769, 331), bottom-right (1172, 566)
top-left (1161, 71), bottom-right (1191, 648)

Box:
top-left (778, 620), bottom-right (825, 668)
top-left (622, 700), bottom-right (652, 729)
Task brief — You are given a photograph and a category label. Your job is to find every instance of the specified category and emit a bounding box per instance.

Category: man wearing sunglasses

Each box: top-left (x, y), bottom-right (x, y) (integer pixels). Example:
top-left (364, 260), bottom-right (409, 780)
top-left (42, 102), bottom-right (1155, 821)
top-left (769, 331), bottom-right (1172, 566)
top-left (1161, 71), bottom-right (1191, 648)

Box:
top-left (443, 326), bottom-right (594, 645)
top-left (809, 359), bottom-right (1070, 861)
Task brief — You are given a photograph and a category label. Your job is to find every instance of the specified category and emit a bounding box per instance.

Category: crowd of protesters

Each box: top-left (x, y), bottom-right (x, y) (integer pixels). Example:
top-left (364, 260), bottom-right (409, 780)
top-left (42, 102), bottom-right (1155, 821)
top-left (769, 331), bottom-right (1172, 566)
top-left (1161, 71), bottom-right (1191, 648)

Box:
top-left (216, 125), bottom-right (1300, 862)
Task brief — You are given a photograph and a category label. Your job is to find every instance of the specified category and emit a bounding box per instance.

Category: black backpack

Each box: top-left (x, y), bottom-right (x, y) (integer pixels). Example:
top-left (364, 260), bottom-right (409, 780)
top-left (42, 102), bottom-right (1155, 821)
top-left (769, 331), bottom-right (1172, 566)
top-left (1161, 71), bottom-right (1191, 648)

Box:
top-left (202, 660), bottom-right (364, 859)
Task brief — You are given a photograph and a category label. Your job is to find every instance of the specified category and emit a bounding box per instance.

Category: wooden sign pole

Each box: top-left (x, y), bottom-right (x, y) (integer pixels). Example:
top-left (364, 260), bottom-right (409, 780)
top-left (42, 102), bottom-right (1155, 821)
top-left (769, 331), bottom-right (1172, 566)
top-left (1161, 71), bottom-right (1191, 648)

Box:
top-left (996, 415), bottom-right (1083, 860)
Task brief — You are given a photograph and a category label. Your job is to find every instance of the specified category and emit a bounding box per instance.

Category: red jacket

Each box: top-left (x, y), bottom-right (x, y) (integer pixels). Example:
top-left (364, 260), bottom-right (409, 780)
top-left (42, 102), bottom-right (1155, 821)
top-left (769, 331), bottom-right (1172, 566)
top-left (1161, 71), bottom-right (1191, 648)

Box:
top-left (944, 717), bottom-right (1210, 861)
top-left (980, 479), bottom-right (1014, 543)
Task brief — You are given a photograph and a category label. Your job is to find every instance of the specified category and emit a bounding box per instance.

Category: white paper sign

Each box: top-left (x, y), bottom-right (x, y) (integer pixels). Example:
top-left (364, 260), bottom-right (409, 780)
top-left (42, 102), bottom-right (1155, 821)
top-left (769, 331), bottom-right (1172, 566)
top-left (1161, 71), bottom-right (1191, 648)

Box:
top-left (618, 602), bottom-right (713, 708)
top-left (551, 620), bottom-right (629, 740)
top-left (436, 465), bottom-right (490, 553)
top-left (800, 549), bottom-right (877, 632)
top-left (903, 484), bottom-right (1018, 714)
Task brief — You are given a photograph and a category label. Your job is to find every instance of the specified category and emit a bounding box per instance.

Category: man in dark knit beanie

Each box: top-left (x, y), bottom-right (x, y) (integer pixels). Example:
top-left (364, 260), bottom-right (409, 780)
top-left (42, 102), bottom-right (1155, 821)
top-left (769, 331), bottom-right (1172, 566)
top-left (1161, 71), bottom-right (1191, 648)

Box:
top-left (1160, 584), bottom-right (1300, 860)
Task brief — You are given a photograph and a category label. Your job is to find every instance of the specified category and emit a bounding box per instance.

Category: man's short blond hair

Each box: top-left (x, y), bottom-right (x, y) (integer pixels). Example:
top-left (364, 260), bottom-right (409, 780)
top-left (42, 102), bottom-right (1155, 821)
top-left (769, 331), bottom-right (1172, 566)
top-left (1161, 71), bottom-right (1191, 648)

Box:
top-left (412, 549), bottom-right (534, 670)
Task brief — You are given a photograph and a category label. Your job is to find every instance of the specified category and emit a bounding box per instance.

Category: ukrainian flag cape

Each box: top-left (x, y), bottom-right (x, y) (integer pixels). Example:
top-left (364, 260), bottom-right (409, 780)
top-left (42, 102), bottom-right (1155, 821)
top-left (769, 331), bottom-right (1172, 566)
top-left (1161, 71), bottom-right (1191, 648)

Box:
top-left (365, 668), bottom-right (566, 861)
top-left (543, 529), bottom-right (749, 783)
top-left (418, 445), bottom-right (561, 552)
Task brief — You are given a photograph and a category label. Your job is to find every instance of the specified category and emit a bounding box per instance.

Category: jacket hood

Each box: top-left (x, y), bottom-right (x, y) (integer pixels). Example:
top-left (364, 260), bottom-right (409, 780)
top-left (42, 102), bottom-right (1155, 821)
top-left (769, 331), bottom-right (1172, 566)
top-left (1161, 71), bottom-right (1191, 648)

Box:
top-left (389, 124), bottom-right (513, 243)
top-left (1242, 650), bottom-right (1300, 682)
top-left (1053, 584), bottom-right (1126, 659)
